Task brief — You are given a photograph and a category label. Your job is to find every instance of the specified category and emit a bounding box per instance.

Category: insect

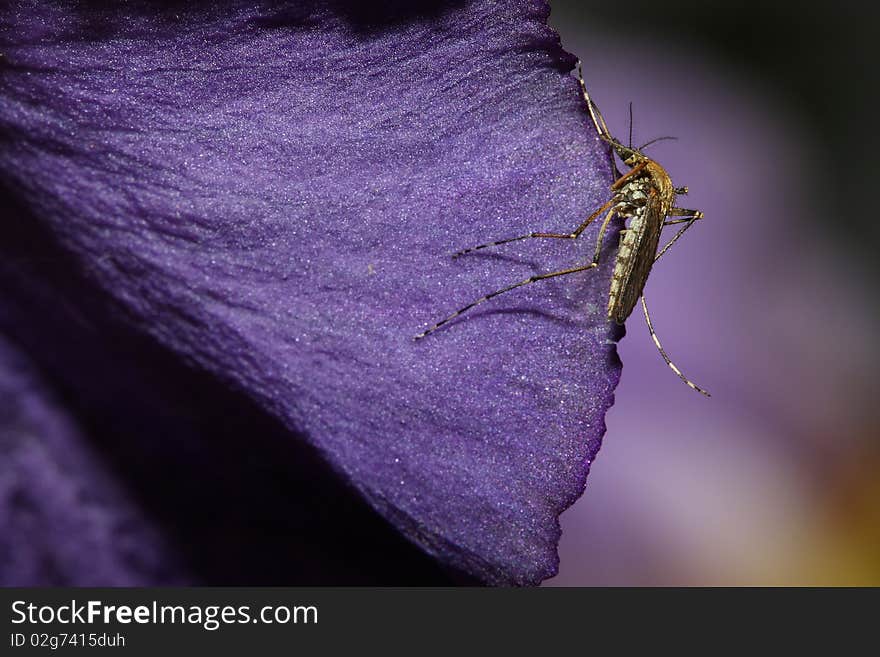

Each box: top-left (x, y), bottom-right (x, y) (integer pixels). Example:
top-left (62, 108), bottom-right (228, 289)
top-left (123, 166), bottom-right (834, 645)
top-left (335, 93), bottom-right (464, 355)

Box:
top-left (415, 63), bottom-right (709, 396)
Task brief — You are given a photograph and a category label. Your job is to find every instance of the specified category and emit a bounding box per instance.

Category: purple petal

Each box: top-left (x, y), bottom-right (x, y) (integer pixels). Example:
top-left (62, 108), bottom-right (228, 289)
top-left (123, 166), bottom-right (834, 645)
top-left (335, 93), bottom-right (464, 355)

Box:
top-left (1, 1), bottom-right (619, 584)
top-left (0, 335), bottom-right (189, 585)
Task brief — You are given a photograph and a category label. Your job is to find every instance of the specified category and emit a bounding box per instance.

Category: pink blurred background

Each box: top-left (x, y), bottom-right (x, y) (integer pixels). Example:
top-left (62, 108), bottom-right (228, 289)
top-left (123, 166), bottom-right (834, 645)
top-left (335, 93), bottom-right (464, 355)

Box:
top-left (546, 4), bottom-right (880, 585)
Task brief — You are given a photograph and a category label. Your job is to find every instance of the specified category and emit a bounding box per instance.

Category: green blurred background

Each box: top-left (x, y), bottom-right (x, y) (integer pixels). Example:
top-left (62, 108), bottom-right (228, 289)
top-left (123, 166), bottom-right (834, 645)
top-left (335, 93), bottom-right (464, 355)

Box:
top-left (547, 1), bottom-right (880, 585)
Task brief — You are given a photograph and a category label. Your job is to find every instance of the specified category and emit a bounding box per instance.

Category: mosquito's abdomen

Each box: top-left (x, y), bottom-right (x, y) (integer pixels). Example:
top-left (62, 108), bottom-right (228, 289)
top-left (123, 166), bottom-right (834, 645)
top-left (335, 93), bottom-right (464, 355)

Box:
top-left (607, 208), bottom-right (644, 323)
top-left (607, 181), bottom-right (665, 324)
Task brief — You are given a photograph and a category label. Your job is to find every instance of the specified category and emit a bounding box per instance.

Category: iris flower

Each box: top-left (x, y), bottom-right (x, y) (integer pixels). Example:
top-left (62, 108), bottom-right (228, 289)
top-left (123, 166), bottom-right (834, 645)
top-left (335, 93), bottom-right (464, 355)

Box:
top-left (0, 0), bottom-right (619, 585)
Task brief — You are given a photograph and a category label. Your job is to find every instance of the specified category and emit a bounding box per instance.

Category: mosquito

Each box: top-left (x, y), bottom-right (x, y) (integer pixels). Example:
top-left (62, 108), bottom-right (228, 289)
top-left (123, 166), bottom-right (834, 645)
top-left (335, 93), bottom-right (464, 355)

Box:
top-left (415, 63), bottom-right (709, 396)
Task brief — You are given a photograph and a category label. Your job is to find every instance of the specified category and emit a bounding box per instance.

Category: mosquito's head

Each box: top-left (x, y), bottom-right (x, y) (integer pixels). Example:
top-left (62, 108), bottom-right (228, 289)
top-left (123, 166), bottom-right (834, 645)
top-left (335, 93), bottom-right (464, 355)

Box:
top-left (603, 136), bottom-right (646, 167)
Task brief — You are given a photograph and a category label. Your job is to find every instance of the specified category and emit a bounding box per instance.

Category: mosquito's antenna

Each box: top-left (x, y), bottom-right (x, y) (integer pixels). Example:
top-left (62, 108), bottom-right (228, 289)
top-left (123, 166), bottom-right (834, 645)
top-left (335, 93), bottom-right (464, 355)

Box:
top-left (639, 135), bottom-right (677, 150)
top-left (628, 102), bottom-right (633, 148)
top-left (640, 295), bottom-right (710, 396)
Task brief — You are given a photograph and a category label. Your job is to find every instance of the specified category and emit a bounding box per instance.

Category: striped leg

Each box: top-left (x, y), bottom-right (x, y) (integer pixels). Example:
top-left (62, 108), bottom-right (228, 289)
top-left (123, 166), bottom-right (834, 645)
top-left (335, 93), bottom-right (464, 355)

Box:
top-left (641, 296), bottom-right (710, 397)
top-left (421, 202), bottom-right (621, 339)
top-left (414, 262), bottom-right (598, 340)
top-left (655, 212), bottom-right (703, 262)
top-left (452, 198), bottom-right (615, 258)
top-left (620, 213), bottom-right (704, 237)
top-left (663, 217), bottom-right (702, 227)
top-left (641, 209), bottom-right (709, 395)
top-left (590, 208), bottom-right (617, 264)
top-left (577, 61), bottom-right (612, 140)
top-left (664, 205), bottom-right (705, 226)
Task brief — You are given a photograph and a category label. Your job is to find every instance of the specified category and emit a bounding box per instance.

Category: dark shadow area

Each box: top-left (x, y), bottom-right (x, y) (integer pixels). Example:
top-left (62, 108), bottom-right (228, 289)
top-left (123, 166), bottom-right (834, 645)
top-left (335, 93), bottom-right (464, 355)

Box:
top-left (461, 252), bottom-right (549, 268)
top-left (254, 0), bottom-right (470, 34)
top-left (450, 306), bottom-right (573, 330)
top-left (333, 0), bottom-right (470, 31)
top-left (55, 1), bottom-right (471, 41)
top-left (0, 189), bottom-right (476, 585)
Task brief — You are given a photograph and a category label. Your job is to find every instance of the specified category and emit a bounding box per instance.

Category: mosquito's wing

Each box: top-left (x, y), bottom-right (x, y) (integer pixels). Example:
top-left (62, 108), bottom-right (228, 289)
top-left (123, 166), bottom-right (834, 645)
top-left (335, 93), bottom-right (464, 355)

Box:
top-left (608, 189), bottom-right (664, 324)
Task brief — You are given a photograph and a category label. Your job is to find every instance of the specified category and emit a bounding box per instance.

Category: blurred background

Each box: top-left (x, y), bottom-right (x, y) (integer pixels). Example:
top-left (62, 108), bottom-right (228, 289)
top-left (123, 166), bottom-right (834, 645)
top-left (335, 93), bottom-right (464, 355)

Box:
top-left (547, 1), bottom-right (880, 585)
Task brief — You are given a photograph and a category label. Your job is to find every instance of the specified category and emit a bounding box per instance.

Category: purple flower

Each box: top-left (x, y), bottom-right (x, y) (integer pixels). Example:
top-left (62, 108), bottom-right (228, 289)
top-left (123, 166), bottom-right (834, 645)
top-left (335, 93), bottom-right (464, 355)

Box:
top-left (0, 1), bottom-right (619, 585)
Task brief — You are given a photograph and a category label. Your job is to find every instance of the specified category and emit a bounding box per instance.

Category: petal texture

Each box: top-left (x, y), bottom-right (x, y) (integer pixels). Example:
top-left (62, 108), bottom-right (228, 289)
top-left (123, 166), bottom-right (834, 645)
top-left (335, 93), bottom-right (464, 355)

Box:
top-left (0, 1), bottom-right (619, 584)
